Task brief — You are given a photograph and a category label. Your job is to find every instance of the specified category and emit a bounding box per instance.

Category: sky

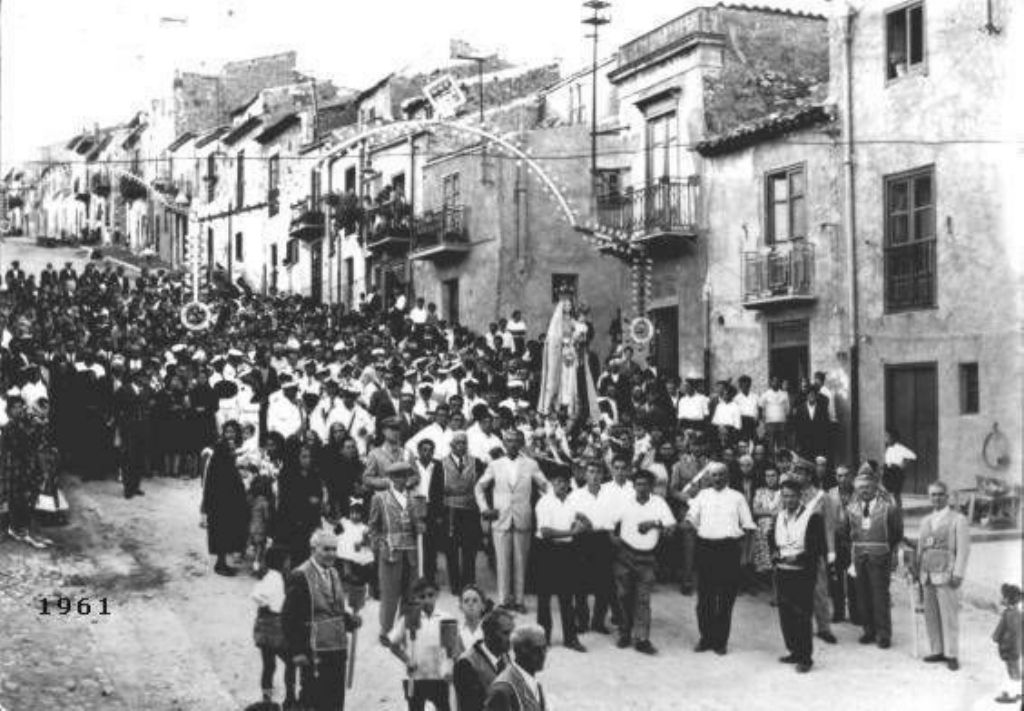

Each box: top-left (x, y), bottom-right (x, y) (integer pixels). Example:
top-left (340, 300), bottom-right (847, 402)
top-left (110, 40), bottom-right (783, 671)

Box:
top-left (0, 0), bottom-right (831, 168)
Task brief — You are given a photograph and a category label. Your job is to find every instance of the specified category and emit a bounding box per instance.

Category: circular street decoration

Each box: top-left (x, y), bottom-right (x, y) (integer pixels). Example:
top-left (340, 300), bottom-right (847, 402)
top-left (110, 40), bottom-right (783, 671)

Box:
top-left (180, 301), bottom-right (213, 331)
top-left (629, 316), bottom-right (654, 345)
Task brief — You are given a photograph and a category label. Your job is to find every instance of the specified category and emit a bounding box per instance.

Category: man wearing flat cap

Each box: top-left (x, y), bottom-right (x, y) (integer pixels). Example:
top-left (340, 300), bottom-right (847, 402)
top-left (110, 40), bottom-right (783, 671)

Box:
top-left (368, 460), bottom-right (420, 638)
top-left (841, 471), bottom-right (903, 649)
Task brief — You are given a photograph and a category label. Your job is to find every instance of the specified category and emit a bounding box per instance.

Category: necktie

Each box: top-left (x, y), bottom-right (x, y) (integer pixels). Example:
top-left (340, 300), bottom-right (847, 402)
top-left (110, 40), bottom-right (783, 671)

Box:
top-left (862, 501), bottom-right (870, 518)
top-left (538, 683), bottom-right (546, 710)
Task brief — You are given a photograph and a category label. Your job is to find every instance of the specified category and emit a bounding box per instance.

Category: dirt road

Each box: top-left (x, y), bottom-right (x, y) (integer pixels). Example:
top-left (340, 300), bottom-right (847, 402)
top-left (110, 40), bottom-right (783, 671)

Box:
top-left (0, 476), bottom-right (1016, 711)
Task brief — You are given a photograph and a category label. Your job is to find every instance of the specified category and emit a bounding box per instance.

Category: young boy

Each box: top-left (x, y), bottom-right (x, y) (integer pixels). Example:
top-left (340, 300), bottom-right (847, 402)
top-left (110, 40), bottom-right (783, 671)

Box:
top-left (385, 577), bottom-right (457, 711)
top-left (993, 583), bottom-right (1022, 704)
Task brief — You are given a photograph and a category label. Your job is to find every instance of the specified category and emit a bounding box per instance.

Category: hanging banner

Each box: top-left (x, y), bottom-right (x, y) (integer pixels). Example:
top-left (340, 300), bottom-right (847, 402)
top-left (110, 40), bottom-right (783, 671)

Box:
top-left (423, 74), bottom-right (467, 119)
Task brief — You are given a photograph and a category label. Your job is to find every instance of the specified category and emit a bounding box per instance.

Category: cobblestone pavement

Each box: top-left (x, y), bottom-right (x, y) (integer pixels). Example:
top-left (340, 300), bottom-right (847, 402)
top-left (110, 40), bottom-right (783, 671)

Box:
top-left (1, 476), bottom-right (1018, 711)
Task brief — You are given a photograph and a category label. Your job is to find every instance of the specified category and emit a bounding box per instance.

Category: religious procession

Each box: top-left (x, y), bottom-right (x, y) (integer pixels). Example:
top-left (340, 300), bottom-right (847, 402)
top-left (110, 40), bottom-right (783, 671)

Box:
top-left (0, 1), bottom-right (1019, 710)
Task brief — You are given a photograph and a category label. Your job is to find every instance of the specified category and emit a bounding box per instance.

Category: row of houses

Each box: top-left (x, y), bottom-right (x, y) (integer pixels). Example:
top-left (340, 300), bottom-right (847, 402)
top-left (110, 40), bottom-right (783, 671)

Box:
top-left (3, 1), bottom-right (1017, 494)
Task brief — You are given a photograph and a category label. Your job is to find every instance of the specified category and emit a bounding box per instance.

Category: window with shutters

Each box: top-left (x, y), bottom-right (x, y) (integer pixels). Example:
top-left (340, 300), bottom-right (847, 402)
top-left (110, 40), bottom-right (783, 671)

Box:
top-left (959, 363), bottom-right (979, 414)
top-left (884, 165), bottom-right (936, 311)
top-left (267, 155), bottom-right (280, 216)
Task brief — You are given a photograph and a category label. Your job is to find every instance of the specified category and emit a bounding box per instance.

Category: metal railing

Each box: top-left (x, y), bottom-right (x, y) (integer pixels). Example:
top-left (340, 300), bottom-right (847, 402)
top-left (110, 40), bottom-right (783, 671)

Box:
top-left (617, 8), bottom-right (721, 69)
top-left (742, 242), bottom-right (815, 302)
top-left (597, 178), bottom-right (700, 236)
top-left (289, 199), bottom-right (325, 240)
top-left (884, 240), bottom-right (936, 311)
top-left (366, 199), bottom-right (413, 242)
top-left (413, 205), bottom-right (469, 250)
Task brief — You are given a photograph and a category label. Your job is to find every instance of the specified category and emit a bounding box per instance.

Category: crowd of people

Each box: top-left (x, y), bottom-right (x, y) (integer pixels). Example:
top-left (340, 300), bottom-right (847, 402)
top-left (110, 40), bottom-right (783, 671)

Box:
top-left (0, 255), bottom-right (1018, 710)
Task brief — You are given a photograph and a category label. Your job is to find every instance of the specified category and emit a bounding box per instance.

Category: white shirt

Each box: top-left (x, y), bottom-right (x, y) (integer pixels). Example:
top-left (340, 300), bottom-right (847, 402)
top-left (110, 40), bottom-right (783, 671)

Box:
top-left (535, 493), bottom-right (577, 540)
top-left (414, 458), bottom-right (436, 499)
top-left (599, 479), bottom-right (635, 520)
top-left (677, 393), bottom-right (710, 421)
top-left (336, 519), bottom-right (373, 565)
top-left (467, 423), bottom-right (504, 462)
top-left (21, 380), bottom-right (48, 409)
top-left (567, 485), bottom-right (612, 531)
top-left (734, 391), bottom-right (759, 419)
top-left (610, 494), bottom-right (675, 551)
top-left (387, 608), bottom-right (455, 680)
top-left (687, 487), bottom-right (756, 539)
top-left (885, 442), bottom-right (917, 468)
top-left (775, 505), bottom-right (812, 563)
top-left (409, 306), bottom-right (427, 325)
top-left (818, 384), bottom-right (838, 423)
top-left (760, 389), bottom-right (790, 424)
top-left (460, 623), bottom-right (484, 652)
top-left (406, 423), bottom-right (452, 460)
top-left (711, 400), bottom-right (742, 430)
top-left (267, 393), bottom-right (302, 439)
top-left (251, 569), bottom-right (286, 614)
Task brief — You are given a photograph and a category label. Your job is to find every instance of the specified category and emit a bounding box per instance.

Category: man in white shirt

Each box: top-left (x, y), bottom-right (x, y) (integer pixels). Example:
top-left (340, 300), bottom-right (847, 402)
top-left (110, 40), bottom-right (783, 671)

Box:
top-left (599, 454), bottom-right (635, 515)
top-left (405, 404), bottom-right (453, 460)
top-left (385, 577), bottom-right (455, 709)
top-left (734, 375), bottom-right (760, 444)
top-left (466, 406), bottom-right (504, 465)
top-left (533, 468), bottom-right (587, 652)
top-left (609, 468), bottom-right (676, 655)
top-left (569, 459), bottom-right (616, 635)
top-left (687, 462), bottom-right (755, 655)
top-left (267, 381), bottom-right (303, 440)
top-left (326, 382), bottom-right (375, 456)
top-left (677, 379), bottom-right (710, 433)
top-left (710, 382), bottom-right (742, 434)
top-left (475, 430), bottom-right (549, 612)
top-left (408, 297), bottom-right (428, 325)
top-left (814, 371), bottom-right (838, 424)
top-left (760, 376), bottom-right (791, 455)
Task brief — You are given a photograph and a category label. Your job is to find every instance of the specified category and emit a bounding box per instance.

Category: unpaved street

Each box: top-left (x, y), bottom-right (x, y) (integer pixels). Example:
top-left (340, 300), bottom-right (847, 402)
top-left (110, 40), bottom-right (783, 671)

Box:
top-left (0, 476), bottom-right (1016, 711)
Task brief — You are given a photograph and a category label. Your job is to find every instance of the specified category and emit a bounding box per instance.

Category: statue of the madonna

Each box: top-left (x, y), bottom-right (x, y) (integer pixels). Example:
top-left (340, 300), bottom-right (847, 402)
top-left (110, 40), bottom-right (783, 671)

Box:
top-left (537, 289), bottom-right (599, 422)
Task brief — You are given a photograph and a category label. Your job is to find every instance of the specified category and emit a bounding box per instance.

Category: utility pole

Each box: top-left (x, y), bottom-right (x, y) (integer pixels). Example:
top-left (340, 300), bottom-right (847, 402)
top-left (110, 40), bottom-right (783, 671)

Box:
top-left (582, 1), bottom-right (610, 195)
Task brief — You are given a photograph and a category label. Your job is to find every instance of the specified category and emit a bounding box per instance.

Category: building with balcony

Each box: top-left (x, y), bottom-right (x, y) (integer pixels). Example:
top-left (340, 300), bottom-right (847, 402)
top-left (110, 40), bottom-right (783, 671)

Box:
top-left (832, 0), bottom-right (1017, 492)
top-left (594, 2), bottom-right (830, 378)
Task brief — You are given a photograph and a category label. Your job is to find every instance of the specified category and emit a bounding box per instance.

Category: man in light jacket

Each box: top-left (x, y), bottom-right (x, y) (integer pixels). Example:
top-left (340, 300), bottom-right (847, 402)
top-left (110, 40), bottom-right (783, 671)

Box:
top-left (916, 480), bottom-right (970, 671)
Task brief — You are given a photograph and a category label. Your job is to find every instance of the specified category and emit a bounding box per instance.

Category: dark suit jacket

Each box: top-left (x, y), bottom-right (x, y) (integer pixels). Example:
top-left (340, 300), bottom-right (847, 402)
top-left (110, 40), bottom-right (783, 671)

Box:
top-left (484, 664), bottom-right (545, 711)
top-left (369, 389), bottom-right (401, 423)
top-left (454, 641), bottom-right (502, 711)
top-left (767, 510), bottom-right (827, 574)
top-left (792, 393), bottom-right (831, 458)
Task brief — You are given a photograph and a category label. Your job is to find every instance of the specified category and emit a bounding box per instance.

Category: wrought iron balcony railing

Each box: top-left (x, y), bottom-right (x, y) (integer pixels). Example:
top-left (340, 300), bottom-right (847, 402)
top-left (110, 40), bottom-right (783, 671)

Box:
top-left (289, 199), bottom-right (326, 242)
top-left (597, 178), bottom-right (700, 240)
top-left (742, 241), bottom-right (816, 308)
top-left (411, 205), bottom-right (470, 259)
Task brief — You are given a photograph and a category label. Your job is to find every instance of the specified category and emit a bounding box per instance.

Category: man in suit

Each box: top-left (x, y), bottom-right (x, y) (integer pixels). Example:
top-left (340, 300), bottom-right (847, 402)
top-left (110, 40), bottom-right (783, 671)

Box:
top-left (842, 471), bottom-right (903, 649)
top-left (114, 370), bottom-right (150, 499)
top-left (4, 260), bottom-right (25, 291)
top-left (369, 371), bottom-right (403, 426)
top-left (792, 379), bottom-right (830, 460)
top-left (484, 624), bottom-right (548, 711)
top-left (769, 478), bottom-right (828, 673)
top-left (475, 429), bottom-right (549, 612)
top-left (454, 608), bottom-right (514, 711)
top-left (58, 261), bottom-right (78, 290)
top-left (443, 432), bottom-right (481, 592)
top-left (39, 263), bottom-right (58, 289)
top-left (282, 529), bottom-right (362, 711)
top-left (915, 481), bottom-right (970, 671)
top-left (411, 438), bottom-right (445, 586)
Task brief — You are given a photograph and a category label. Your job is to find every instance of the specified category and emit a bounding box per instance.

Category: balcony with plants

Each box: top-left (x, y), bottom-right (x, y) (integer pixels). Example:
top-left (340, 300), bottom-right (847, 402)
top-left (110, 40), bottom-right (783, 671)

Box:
top-left (289, 198), bottom-right (326, 243)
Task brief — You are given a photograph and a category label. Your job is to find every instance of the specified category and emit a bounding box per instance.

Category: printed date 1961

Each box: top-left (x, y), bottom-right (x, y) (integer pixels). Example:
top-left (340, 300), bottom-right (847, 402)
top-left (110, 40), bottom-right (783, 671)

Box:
top-left (39, 596), bottom-right (112, 616)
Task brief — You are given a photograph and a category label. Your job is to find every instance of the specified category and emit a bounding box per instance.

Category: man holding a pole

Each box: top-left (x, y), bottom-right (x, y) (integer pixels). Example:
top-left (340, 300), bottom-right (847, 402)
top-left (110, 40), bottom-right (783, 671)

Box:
top-left (369, 460), bottom-right (420, 640)
top-left (282, 528), bottom-right (362, 711)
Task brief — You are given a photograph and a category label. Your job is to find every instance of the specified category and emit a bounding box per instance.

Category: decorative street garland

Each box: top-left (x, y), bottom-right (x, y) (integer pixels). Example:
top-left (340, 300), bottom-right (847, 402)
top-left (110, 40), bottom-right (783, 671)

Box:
top-left (180, 300), bottom-right (212, 331)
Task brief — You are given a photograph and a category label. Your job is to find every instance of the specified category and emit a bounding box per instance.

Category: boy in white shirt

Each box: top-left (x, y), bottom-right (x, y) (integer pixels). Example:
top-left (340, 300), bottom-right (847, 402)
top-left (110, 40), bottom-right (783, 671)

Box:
top-left (386, 577), bottom-right (458, 710)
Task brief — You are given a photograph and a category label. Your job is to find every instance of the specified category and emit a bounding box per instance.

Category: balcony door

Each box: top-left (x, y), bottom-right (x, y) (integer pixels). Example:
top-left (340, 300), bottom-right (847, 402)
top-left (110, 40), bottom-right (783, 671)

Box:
top-left (649, 306), bottom-right (678, 379)
top-left (768, 319), bottom-right (810, 396)
top-left (443, 278), bottom-right (460, 325)
top-left (644, 111), bottom-right (678, 184)
top-left (310, 241), bottom-right (323, 302)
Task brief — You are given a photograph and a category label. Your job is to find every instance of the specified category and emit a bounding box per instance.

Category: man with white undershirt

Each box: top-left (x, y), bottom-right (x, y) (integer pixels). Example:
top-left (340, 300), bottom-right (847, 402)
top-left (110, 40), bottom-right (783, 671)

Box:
top-left (609, 468), bottom-right (676, 655)
top-left (568, 459), bottom-right (617, 635)
top-left (687, 462), bottom-right (756, 655)
top-left (676, 378), bottom-right (710, 434)
top-left (760, 376), bottom-right (791, 455)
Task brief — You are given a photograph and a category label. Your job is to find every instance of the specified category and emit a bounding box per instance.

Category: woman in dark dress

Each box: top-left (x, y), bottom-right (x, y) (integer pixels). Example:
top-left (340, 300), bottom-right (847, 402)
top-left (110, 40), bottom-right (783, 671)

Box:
top-left (275, 442), bottom-right (325, 566)
top-left (157, 373), bottom-right (191, 477)
top-left (320, 428), bottom-right (366, 521)
top-left (188, 367), bottom-right (219, 476)
top-left (201, 421), bottom-right (250, 576)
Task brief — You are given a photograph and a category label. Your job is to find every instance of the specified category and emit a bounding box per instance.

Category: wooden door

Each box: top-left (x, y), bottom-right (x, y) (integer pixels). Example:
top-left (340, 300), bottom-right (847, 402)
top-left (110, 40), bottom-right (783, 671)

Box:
top-left (885, 363), bottom-right (938, 494)
top-left (649, 306), bottom-right (678, 379)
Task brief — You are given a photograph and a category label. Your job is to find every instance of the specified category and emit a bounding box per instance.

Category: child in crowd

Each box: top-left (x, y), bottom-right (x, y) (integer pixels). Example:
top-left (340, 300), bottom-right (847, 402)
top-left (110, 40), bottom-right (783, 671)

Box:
top-left (334, 497), bottom-right (374, 589)
top-left (386, 577), bottom-right (458, 711)
top-left (993, 583), bottom-right (1022, 704)
top-left (457, 583), bottom-right (492, 654)
top-left (250, 546), bottom-right (296, 708)
top-left (248, 475), bottom-right (274, 575)
top-left (236, 422), bottom-right (262, 471)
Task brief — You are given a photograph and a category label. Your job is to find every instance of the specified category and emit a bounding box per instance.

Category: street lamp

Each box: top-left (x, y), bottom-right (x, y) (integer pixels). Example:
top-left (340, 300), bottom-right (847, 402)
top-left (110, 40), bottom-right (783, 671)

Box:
top-left (582, 1), bottom-right (610, 188)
